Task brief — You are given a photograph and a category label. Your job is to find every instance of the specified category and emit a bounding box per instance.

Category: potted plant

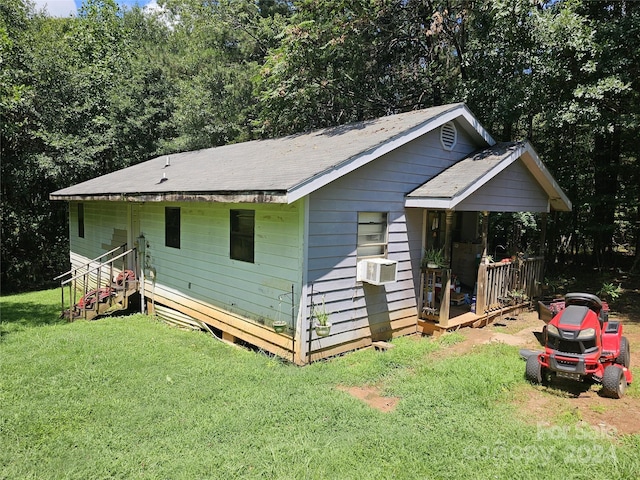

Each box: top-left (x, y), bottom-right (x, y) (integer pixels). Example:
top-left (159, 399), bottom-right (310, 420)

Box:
top-left (421, 247), bottom-right (445, 269)
top-left (272, 320), bottom-right (288, 334)
top-left (313, 297), bottom-right (331, 337)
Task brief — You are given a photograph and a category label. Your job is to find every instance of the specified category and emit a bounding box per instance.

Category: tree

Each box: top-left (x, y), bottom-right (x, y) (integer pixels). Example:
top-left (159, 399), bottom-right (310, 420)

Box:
top-left (256, 0), bottom-right (464, 136)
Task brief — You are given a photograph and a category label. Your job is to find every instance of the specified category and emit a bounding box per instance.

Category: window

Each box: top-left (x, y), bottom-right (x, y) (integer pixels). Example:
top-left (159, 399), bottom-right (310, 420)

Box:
top-left (165, 207), bottom-right (181, 248)
top-left (357, 212), bottom-right (388, 259)
top-left (230, 209), bottom-right (255, 263)
top-left (78, 203), bottom-right (85, 238)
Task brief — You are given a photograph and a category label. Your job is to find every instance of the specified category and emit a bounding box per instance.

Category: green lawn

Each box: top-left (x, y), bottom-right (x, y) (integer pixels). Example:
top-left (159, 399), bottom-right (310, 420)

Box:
top-left (1, 290), bottom-right (639, 479)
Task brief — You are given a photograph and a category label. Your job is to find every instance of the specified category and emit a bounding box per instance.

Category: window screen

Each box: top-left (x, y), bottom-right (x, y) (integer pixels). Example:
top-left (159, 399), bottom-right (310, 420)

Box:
top-left (78, 203), bottom-right (85, 238)
top-left (165, 207), bottom-right (181, 249)
top-left (357, 212), bottom-right (388, 259)
top-left (230, 209), bottom-right (255, 263)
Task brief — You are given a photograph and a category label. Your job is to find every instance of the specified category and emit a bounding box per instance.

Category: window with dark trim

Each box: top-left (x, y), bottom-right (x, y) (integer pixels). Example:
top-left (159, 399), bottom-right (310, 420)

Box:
top-left (165, 207), bottom-right (181, 249)
top-left (357, 212), bottom-right (388, 259)
top-left (230, 209), bottom-right (255, 263)
top-left (78, 203), bottom-right (85, 238)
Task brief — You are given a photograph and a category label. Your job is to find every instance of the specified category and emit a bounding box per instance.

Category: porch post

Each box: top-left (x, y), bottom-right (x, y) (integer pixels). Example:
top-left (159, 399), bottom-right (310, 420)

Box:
top-left (444, 210), bottom-right (454, 265)
top-left (476, 211), bottom-right (490, 317)
top-left (480, 211), bottom-right (489, 262)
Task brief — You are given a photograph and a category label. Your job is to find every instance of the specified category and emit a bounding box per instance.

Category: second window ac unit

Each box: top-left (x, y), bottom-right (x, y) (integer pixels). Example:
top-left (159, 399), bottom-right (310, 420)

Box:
top-left (357, 258), bottom-right (398, 285)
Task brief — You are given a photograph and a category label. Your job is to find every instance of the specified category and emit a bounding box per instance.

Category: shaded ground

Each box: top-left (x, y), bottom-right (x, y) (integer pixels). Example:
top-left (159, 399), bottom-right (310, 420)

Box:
top-left (342, 309), bottom-right (640, 436)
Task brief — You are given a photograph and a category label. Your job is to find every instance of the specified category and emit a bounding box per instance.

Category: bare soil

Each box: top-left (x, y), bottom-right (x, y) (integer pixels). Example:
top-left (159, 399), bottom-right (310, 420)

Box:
top-left (340, 309), bottom-right (640, 435)
top-left (336, 385), bottom-right (400, 413)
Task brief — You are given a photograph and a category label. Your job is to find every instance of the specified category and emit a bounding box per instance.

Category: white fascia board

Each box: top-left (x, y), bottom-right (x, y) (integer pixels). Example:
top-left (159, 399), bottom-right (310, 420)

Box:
top-left (405, 197), bottom-right (456, 209)
top-left (285, 105), bottom-right (496, 204)
top-left (458, 105), bottom-right (497, 147)
top-left (520, 143), bottom-right (572, 211)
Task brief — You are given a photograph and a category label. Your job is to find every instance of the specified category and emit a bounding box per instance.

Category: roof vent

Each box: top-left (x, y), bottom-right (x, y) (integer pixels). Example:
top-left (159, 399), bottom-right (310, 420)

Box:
top-left (440, 122), bottom-right (457, 151)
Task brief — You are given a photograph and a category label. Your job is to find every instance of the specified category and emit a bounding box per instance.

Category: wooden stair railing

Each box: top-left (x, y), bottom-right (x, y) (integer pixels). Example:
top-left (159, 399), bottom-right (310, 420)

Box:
top-left (57, 246), bottom-right (138, 321)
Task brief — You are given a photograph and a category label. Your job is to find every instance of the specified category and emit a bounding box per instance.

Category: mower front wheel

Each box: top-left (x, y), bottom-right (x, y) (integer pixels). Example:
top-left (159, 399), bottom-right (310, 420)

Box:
top-left (616, 336), bottom-right (630, 368)
top-left (525, 354), bottom-right (545, 385)
top-left (601, 365), bottom-right (627, 399)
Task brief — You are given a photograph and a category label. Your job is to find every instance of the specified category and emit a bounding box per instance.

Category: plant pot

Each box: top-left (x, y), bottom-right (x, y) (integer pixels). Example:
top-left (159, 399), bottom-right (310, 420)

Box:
top-left (272, 321), bottom-right (287, 333)
top-left (426, 262), bottom-right (439, 269)
top-left (315, 323), bottom-right (331, 337)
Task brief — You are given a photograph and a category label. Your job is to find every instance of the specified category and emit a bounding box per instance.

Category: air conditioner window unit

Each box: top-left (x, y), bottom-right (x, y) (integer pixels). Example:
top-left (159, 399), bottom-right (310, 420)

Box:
top-left (357, 258), bottom-right (398, 285)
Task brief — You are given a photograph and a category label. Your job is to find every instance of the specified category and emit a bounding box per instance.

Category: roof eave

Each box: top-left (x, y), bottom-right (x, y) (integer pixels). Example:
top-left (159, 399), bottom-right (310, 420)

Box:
top-left (520, 143), bottom-right (572, 212)
top-left (49, 191), bottom-right (289, 204)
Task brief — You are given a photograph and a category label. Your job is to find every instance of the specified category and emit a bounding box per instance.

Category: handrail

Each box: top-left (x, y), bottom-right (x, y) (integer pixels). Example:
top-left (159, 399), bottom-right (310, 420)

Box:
top-left (59, 245), bottom-right (139, 321)
top-left (54, 244), bottom-right (128, 281)
top-left (61, 248), bottom-right (136, 286)
top-left (476, 255), bottom-right (544, 315)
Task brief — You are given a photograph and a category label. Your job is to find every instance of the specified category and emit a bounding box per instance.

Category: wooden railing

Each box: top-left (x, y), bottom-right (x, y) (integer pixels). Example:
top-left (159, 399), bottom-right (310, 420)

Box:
top-left (476, 256), bottom-right (544, 315)
top-left (56, 245), bottom-right (138, 320)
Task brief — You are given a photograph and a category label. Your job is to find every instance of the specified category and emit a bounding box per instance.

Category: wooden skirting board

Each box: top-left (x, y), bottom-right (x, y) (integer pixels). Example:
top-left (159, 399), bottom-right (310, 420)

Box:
top-left (144, 282), bottom-right (419, 365)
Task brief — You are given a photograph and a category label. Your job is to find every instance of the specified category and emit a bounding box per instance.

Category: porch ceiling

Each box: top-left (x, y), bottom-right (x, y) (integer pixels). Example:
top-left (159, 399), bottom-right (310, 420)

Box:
top-left (404, 141), bottom-right (571, 212)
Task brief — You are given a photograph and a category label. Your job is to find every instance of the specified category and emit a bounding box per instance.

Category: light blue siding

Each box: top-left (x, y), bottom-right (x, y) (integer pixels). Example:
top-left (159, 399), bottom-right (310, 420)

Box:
top-left (457, 160), bottom-right (550, 212)
top-left (305, 122), bottom-right (478, 347)
top-left (69, 201), bottom-right (129, 267)
top-left (137, 202), bottom-right (303, 323)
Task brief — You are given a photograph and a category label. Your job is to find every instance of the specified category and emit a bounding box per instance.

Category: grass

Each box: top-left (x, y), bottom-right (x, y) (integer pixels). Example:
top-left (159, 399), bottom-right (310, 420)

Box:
top-left (1, 290), bottom-right (640, 479)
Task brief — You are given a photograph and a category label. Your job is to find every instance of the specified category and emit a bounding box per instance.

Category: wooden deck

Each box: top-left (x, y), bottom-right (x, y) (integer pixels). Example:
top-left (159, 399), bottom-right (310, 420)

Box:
top-left (418, 302), bottom-right (529, 336)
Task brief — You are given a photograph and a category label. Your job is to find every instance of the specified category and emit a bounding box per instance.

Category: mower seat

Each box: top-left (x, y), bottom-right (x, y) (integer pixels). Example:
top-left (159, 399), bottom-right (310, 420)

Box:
top-left (564, 292), bottom-right (603, 313)
top-left (565, 292), bottom-right (606, 327)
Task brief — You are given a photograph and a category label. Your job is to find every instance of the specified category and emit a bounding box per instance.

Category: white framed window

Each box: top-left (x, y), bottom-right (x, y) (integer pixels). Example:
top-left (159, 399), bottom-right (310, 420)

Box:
top-left (357, 212), bottom-right (388, 259)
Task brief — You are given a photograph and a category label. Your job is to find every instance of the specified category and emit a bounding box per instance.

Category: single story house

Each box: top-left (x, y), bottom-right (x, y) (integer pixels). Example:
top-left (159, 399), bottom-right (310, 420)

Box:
top-left (51, 103), bottom-right (571, 364)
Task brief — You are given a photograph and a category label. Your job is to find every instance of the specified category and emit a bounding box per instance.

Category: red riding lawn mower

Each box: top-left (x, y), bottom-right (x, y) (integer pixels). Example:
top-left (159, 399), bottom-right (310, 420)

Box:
top-left (525, 293), bottom-right (633, 398)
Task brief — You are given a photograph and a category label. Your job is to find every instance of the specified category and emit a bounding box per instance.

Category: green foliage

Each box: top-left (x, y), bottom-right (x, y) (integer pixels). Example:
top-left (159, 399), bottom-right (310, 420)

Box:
top-left (255, 0), bottom-right (462, 136)
top-left (421, 247), bottom-right (446, 268)
top-left (2, 0), bottom-right (640, 292)
top-left (598, 282), bottom-right (623, 301)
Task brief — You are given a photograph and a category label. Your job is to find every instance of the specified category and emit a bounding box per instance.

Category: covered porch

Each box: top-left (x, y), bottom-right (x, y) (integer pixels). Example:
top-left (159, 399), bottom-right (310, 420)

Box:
top-left (405, 142), bottom-right (571, 335)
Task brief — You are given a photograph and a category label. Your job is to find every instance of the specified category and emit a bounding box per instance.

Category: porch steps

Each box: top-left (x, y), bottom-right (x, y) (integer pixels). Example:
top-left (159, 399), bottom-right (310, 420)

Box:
top-left (65, 281), bottom-right (138, 321)
top-left (58, 246), bottom-right (140, 322)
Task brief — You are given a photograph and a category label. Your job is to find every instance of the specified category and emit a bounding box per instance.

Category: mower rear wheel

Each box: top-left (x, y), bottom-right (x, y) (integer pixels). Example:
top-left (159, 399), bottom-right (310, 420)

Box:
top-left (616, 336), bottom-right (630, 368)
top-left (525, 354), bottom-right (544, 384)
top-left (601, 365), bottom-right (627, 399)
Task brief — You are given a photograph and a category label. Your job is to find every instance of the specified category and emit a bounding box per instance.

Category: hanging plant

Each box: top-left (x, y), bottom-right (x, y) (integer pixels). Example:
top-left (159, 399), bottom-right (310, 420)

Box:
top-left (272, 320), bottom-right (288, 334)
top-left (313, 296), bottom-right (331, 337)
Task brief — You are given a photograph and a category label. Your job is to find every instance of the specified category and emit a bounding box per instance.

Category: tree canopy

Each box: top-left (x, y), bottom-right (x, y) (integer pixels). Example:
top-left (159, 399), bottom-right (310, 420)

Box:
top-left (1, 0), bottom-right (638, 292)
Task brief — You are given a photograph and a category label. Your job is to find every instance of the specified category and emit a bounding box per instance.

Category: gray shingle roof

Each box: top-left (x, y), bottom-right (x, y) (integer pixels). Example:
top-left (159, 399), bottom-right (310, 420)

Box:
top-left (407, 142), bottom-right (522, 199)
top-left (406, 141), bottom-right (571, 211)
top-left (51, 103), bottom-right (465, 202)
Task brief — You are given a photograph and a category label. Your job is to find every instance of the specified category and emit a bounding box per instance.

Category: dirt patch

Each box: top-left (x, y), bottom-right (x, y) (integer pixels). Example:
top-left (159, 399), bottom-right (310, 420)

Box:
top-left (340, 310), bottom-right (640, 433)
top-left (337, 385), bottom-right (400, 413)
top-left (517, 383), bottom-right (640, 436)
top-left (429, 311), bottom-right (544, 359)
